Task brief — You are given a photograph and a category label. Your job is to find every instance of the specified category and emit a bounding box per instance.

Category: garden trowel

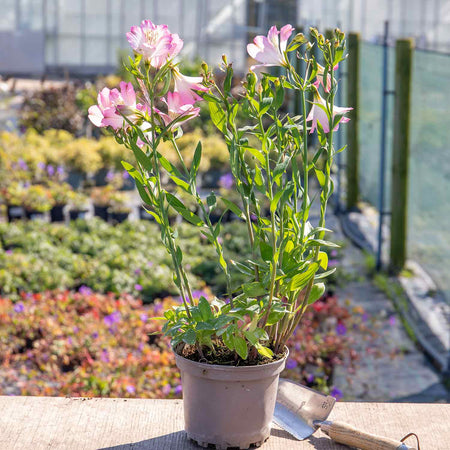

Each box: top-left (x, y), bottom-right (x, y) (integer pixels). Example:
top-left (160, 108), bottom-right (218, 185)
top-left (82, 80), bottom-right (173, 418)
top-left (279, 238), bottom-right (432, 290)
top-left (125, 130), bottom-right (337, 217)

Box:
top-left (274, 379), bottom-right (417, 449)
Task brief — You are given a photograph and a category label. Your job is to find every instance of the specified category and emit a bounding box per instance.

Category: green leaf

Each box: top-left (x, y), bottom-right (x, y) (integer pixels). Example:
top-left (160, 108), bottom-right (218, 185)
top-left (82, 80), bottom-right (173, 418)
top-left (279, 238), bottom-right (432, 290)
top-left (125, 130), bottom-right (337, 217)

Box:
top-left (190, 142), bottom-right (202, 180)
top-left (266, 304), bottom-right (288, 326)
top-left (191, 307), bottom-right (203, 323)
top-left (166, 192), bottom-right (204, 226)
top-left (157, 152), bottom-right (184, 179)
top-left (224, 67), bottom-right (233, 93)
top-left (244, 330), bottom-right (258, 346)
top-left (259, 241), bottom-right (273, 262)
top-left (308, 239), bottom-right (340, 248)
top-left (272, 82), bottom-right (285, 110)
top-left (207, 192), bottom-right (216, 210)
top-left (255, 343), bottom-right (274, 358)
top-left (308, 283), bottom-right (325, 304)
top-left (182, 329), bottom-right (197, 345)
top-left (230, 260), bottom-right (254, 276)
top-left (131, 146), bottom-right (153, 172)
top-left (243, 282), bottom-right (266, 297)
top-left (198, 296), bottom-right (213, 321)
top-left (170, 175), bottom-right (190, 191)
top-left (121, 161), bottom-right (143, 184)
top-left (270, 190), bottom-right (283, 214)
top-left (273, 157), bottom-right (292, 183)
top-left (134, 179), bottom-right (152, 206)
top-left (254, 168), bottom-right (265, 192)
top-left (222, 329), bottom-right (235, 351)
top-left (209, 102), bottom-right (227, 133)
top-left (144, 209), bottom-right (161, 224)
top-left (196, 321), bottom-right (216, 331)
top-left (290, 262), bottom-right (319, 291)
top-left (218, 253), bottom-right (227, 271)
top-left (222, 198), bottom-right (243, 219)
top-left (259, 97), bottom-right (273, 115)
top-left (314, 268), bottom-right (337, 280)
top-left (253, 328), bottom-right (269, 340)
top-left (315, 168), bottom-right (326, 187)
top-left (318, 251), bottom-right (328, 270)
top-left (244, 146), bottom-right (265, 165)
top-left (233, 335), bottom-right (248, 360)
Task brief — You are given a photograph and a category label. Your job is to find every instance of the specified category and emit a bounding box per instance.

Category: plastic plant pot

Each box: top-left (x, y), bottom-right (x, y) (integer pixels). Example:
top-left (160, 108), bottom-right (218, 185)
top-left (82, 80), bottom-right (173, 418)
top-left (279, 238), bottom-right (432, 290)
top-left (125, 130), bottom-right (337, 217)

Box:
top-left (110, 211), bottom-right (129, 224)
top-left (93, 204), bottom-right (109, 221)
top-left (69, 209), bottom-right (89, 221)
top-left (7, 205), bottom-right (25, 222)
top-left (175, 349), bottom-right (287, 449)
top-left (50, 204), bottom-right (66, 222)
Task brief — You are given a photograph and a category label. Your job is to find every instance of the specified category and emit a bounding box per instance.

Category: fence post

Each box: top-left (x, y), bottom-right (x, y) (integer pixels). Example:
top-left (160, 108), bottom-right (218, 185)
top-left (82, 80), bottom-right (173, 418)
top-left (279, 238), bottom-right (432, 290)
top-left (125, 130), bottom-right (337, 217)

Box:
top-left (390, 38), bottom-right (414, 273)
top-left (346, 32), bottom-right (360, 210)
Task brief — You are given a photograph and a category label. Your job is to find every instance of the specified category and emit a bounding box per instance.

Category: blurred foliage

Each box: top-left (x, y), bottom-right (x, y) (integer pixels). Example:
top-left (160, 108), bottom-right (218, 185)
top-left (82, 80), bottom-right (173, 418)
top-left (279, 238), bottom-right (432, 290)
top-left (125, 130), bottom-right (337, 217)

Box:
top-left (19, 84), bottom-right (84, 135)
top-left (0, 219), bottom-right (214, 300)
top-left (0, 289), bottom-right (362, 397)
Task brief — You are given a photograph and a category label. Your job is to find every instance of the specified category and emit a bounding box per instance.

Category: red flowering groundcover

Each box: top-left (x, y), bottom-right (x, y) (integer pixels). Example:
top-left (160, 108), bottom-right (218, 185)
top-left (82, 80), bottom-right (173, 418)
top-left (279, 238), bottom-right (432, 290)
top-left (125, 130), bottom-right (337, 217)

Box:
top-left (0, 290), bottom-right (363, 398)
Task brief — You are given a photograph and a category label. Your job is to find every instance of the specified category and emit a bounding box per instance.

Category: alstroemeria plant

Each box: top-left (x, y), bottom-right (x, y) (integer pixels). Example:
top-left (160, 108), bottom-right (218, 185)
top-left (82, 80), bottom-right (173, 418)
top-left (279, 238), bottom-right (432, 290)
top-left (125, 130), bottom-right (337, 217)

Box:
top-left (89, 21), bottom-right (351, 364)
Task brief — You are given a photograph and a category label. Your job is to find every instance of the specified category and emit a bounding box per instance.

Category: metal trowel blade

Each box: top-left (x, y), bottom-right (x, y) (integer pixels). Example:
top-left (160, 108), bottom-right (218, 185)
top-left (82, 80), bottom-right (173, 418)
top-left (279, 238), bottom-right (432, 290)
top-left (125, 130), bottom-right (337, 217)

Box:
top-left (273, 378), bottom-right (336, 440)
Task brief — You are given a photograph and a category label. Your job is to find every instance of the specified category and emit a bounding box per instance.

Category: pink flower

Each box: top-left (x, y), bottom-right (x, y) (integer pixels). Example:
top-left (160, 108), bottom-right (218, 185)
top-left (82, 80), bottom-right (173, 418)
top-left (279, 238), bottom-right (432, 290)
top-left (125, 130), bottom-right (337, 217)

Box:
top-left (156, 91), bottom-right (200, 131)
top-left (172, 67), bottom-right (208, 105)
top-left (306, 90), bottom-right (352, 134)
top-left (313, 63), bottom-right (339, 93)
top-left (88, 82), bottom-right (138, 130)
top-left (126, 20), bottom-right (183, 68)
top-left (247, 24), bottom-right (294, 70)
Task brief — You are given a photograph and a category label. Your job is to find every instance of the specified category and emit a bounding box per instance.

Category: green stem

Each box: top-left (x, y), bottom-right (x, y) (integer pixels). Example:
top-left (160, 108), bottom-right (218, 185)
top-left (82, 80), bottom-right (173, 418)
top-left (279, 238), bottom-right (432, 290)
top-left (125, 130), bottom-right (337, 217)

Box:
top-left (299, 87), bottom-right (309, 247)
top-left (147, 85), bottom-right (194, 317)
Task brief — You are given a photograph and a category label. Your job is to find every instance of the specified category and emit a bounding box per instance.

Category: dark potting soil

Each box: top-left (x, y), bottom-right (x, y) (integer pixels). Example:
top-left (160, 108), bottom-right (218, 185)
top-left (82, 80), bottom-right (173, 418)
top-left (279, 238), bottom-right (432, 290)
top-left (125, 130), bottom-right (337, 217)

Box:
top-left (177, 342), bottom-right (286, 367)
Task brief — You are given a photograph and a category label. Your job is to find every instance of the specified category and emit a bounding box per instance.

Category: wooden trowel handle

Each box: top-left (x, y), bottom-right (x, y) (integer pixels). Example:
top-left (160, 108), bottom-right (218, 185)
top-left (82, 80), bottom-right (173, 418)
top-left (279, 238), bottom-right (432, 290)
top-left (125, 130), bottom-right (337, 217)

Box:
top-left (319, 421), bottom-right (416, 450)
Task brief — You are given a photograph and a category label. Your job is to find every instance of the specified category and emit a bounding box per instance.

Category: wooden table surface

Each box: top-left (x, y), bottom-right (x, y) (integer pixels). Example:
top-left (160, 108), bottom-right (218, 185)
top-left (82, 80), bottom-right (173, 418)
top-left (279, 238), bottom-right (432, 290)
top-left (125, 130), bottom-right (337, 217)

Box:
top-left (0, 396), bottom-right (448, 449)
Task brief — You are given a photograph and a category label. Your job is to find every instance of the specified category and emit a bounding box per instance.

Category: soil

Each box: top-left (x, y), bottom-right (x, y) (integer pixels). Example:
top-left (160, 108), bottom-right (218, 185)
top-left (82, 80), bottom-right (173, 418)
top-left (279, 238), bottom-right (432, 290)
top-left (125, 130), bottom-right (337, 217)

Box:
top-left (176, 341), bottom-right (286, 367)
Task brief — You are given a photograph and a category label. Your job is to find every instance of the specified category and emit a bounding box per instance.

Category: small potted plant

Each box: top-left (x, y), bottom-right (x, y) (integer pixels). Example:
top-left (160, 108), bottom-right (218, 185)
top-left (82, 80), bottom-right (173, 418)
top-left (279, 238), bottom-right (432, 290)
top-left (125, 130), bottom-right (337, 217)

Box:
top-left (1, 182), bottom-right (26, 221)
top-left (61, 138), bottom-right (102, 189)
top-left (68, 191), bottom-right (90, 220)
top-left (23, 184), bottom-right (54, 220)
top-left (47, 181), bottom-right (72, 222)
top-left (90, 185), bottom-right (114, 221)
top-left (89, 21), bottom-right (350, 449)
top-left (95, 136), bottom-right (129, 186)
top-left (201, 134), bottom-right (230, 188)
top-left (108, 191), bottom-right (132, 224)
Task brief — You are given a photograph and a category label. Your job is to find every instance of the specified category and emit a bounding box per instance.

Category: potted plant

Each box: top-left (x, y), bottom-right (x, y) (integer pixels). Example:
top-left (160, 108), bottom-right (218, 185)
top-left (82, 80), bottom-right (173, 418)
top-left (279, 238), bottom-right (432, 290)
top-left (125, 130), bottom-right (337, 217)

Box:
top-left (1, 182), bottom-right (26, 221)
top-left (47, 181), bottom-right (72, 222)
top-left (89, 21), bottom-right (350, 449)
top-left (68, 191), bottom-right (90, 220)
top-left (201, 134), bottom-right (230, 188)
top-left (23, 184), bottom-right (54, 220)
top-left (61, 138), bottom-right (102, 189)
top-left (90, 185), bottom-right (114, 221)
top-left (108, 191), bottom-right (132, 224)
top-left (95, 136), bottom-right (129, 186)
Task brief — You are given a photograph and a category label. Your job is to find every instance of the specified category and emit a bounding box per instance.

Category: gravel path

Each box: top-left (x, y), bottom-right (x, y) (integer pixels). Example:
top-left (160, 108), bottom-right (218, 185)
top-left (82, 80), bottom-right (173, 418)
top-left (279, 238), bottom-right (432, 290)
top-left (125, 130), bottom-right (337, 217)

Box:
top-left (326, 212), bottom-right (449, 402)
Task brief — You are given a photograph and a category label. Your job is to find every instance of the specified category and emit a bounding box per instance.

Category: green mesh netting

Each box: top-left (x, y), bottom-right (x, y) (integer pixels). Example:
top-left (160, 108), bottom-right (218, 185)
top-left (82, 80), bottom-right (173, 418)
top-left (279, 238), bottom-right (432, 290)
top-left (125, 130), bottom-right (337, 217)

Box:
top-left (408, 50), bottom-right (450, 302)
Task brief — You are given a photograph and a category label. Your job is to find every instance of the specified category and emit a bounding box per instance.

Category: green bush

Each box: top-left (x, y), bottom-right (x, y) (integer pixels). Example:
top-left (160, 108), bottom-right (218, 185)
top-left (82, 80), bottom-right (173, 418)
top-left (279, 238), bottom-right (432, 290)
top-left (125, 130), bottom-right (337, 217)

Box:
top-left (0, 219), bottom-right (218, 300)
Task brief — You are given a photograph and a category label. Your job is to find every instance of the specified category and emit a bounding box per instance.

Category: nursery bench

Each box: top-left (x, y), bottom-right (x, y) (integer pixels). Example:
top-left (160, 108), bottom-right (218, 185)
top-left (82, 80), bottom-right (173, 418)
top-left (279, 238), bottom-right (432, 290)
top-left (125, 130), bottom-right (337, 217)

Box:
top-left (0, 396), bottom-right (448, 449)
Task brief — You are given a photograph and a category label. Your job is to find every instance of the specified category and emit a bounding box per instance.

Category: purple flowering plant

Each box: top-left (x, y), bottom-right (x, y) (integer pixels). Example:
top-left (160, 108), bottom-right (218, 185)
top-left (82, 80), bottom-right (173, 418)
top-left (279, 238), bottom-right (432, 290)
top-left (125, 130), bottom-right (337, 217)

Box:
top-left (89, 22), bottom-right (351, 364)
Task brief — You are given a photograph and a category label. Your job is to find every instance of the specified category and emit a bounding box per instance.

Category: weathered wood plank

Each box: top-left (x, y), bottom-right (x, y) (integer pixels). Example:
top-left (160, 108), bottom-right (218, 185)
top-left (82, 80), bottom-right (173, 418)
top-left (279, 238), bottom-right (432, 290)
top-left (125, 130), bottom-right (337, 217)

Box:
top-left (0, 397), bottom-right (448, 449)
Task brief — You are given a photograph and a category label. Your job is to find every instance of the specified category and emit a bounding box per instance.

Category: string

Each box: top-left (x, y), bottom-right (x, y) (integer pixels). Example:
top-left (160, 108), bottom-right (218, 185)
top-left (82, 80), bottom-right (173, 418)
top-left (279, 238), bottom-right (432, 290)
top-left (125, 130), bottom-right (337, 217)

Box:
top-left (400, 432), bottom-right (420, 450)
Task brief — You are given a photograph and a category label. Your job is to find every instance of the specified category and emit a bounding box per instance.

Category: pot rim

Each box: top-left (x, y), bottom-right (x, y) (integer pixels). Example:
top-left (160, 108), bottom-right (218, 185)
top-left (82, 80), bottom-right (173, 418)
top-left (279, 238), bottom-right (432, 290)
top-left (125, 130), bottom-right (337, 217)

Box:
top-left (174, 345), bottom-right (289, 372)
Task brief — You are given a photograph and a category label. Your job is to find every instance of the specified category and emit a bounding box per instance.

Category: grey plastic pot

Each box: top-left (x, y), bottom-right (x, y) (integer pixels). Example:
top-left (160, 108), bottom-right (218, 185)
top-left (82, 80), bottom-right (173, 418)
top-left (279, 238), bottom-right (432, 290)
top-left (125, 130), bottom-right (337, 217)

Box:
top-left (175, 349), bottom-right (287, 449)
